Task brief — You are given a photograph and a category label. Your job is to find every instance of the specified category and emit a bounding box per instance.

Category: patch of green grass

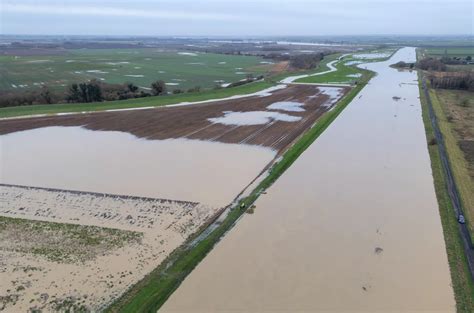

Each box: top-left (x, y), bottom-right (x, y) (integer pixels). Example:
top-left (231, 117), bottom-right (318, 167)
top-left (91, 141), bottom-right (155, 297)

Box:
top-left (295, 58), bottom-right (360, 84)
top-left (418, 74), bottom-right (474, 312)
top-left (105, 68), bottom-right (374, 313)
top-left (0, 216), bottom-right (142, 263)
top-left (0, 80), bottom-right (273, 118)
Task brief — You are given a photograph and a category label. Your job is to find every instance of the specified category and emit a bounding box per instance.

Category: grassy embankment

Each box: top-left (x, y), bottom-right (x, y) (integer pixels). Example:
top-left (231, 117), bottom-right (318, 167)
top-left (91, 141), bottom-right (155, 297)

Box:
top-left (418, 76), bottom-right (474, 312)
top-left (105, 67), bottom-right (375, 313)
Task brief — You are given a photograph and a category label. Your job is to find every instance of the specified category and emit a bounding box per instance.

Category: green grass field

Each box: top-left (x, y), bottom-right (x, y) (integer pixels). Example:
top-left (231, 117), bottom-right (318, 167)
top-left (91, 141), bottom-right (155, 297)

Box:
top-left (424, 47), bottom-right (474, 58)
top-left (0, 48), bottom-right (272, 92)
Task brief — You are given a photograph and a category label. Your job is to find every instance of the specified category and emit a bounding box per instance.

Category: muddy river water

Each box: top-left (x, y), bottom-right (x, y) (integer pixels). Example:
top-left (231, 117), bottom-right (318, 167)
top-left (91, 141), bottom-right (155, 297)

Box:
top-left (160, 47), bottom-right (455, 312)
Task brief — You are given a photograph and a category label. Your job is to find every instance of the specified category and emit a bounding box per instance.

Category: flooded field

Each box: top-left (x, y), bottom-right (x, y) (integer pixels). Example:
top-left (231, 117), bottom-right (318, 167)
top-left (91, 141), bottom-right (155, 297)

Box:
top-left (0, 80), bottom-right (350, 310)
top-left (0, 85), bottom-right (348, 152)
top-left (160, 47), bottom-right (456, 312)
top-left (0, 126), bottom-right (275, 207)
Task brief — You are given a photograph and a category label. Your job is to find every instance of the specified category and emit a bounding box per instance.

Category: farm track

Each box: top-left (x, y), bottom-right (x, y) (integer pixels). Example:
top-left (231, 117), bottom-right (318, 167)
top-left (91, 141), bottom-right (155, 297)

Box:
top-left (0, 85), bottom-right (349, 153)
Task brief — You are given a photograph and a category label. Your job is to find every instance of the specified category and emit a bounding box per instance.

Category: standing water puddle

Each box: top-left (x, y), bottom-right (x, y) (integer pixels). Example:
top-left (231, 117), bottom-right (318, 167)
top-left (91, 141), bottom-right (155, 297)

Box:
top-left (161, 47), bottom-right (455, 312)
top-left (208, 111), bottom-right (301, 126)
top-left (267, 101), bottom-right (305, 112)
top-left (0, 126), bottom-right (276, 207)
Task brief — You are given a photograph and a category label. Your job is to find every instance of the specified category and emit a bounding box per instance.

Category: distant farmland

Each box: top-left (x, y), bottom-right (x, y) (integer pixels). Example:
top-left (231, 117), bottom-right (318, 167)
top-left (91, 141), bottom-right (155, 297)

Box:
top-left (424, 47), bottom-right (474, 58)
top-left (0, 49), bottom-right (273, 92)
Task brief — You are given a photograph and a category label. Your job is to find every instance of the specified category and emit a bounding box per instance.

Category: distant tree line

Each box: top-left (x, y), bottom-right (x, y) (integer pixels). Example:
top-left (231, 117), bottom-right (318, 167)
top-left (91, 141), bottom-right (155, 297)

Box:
top-left (289, 53), bottom-right (325, 70)
top-left (0, 79), bottom-right (205, 108)
top-left (416, 56), bottom-right (474, 91)
top-left (263, 52), bottom-right (327, 70)
top-left (429, 72), bottom-right (474, 91)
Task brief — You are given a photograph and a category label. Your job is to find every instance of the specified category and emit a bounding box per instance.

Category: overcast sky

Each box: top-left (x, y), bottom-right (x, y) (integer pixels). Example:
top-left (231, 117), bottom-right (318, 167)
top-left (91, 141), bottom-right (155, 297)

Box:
top-left (1, 0), bottom-right (472, 36)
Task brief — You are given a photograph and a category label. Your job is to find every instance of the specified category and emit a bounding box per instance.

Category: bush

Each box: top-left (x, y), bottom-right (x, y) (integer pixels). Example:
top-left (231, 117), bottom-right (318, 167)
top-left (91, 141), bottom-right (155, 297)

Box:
top-left (289, 53), bottom-right (324, 70)
top-left (417, 58), bottom-right (447, 71)
top-left (151, 80), bottom-right (167, 96)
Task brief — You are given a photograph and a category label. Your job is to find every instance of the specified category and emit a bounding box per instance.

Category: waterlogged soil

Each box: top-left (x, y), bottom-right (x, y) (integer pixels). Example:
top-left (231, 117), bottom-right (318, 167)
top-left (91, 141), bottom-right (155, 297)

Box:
top-left (160, 48), bottom-right (456, 312)
top-left (0, 127), bottom-right (275, 208)
top-left (0, 85), bottom-right (349, 152)
top-left (0, 185), bottom-right (219, 312)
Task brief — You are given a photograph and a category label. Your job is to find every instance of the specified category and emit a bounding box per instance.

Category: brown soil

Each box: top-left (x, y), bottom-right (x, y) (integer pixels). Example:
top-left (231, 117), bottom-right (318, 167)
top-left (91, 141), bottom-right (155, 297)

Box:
top-left (0, 85), bottom-right (349, 153)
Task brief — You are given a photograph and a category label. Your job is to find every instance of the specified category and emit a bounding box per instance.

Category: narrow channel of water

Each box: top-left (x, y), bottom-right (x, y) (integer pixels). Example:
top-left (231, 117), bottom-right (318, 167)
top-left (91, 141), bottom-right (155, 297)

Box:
top-left (161, 47), bottom-right (455, 312)
top-left (0, 126), bottom-right (275, 207)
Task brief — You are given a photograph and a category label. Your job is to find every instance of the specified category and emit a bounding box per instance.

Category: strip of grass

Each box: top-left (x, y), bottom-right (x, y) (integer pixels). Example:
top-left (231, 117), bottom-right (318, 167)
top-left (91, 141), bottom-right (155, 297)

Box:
top-left (105, 68), bottom-right (373, 313)
top-left (418, 74), bottom-right (474, 312)
top-left (0, 80), bottom-right (274, 119)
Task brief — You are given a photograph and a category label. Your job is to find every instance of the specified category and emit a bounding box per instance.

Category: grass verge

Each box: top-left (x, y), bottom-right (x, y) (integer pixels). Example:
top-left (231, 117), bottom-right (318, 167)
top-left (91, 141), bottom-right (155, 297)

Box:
top-left (105, 68), bottom-right (374, 313)
top-left (418, 74), bottom-right (474, 312)
top-left (430, 89), bottom-right (474, 236)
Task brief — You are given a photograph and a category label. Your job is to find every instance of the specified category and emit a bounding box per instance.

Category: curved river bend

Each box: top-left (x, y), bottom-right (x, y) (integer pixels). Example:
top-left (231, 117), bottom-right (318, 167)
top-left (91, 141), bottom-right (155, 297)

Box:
top-left (161, 47), bottom-right (455, 313)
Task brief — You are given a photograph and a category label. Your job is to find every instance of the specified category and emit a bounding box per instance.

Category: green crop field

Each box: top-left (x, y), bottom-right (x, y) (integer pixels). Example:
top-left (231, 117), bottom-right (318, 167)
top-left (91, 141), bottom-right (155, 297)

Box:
top-left (0, 48), bottom-right (272, 92)
top-left (424, 47), bottom-right (474, 58)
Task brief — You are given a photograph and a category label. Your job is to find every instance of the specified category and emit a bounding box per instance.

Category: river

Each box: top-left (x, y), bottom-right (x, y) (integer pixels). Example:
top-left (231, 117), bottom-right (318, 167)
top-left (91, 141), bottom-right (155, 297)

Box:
top-left (160, 47), bottom-right (455, 313)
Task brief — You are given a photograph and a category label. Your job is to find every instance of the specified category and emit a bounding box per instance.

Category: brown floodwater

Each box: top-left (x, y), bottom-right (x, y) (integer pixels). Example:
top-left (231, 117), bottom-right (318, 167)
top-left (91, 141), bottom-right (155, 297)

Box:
top-left (160, 47), bottom-right (455, 312)
top-left (0, 126), bottom-right (275, 207)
